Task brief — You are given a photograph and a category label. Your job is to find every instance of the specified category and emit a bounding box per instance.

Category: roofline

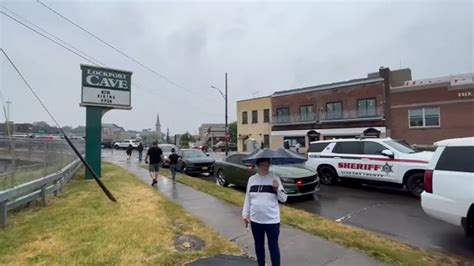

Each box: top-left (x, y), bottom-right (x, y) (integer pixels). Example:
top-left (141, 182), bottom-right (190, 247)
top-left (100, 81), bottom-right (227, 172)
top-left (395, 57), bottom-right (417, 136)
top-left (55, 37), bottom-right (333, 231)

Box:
top-left (236, 95), bottom-right (271, 103)
top-left (272, 77), bottom-right (384, 97)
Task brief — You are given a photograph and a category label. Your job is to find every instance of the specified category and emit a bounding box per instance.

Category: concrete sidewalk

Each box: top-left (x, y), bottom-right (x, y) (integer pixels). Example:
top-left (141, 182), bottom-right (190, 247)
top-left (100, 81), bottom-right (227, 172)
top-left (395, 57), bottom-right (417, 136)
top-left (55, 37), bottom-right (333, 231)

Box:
top-left (104, 152), bottom-right (382, 266)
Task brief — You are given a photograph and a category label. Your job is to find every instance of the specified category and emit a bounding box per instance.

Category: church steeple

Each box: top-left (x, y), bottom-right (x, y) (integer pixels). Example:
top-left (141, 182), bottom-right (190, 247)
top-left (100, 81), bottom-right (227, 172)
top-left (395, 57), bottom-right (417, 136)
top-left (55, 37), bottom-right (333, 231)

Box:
top-left (155, 113), bottom-right (161, 133)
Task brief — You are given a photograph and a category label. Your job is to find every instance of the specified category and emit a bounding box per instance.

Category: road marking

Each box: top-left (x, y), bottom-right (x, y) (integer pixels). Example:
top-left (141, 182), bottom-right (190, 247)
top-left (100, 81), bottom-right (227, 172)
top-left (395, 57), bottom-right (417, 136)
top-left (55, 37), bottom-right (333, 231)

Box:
top-left (335, 202), bottom-right (385, 223)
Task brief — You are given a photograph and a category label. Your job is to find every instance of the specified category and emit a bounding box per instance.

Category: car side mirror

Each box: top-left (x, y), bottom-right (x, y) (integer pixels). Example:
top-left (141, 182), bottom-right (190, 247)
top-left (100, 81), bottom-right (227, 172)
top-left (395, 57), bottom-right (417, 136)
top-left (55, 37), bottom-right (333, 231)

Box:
top-left (381, 149), bottom-right (394, 158)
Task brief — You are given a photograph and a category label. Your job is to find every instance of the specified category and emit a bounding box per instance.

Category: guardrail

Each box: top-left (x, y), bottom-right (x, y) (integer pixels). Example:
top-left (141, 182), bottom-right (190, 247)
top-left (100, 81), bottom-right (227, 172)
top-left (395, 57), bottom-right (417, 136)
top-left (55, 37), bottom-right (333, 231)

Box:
top-left (0, 158), bottom-right (82, 227)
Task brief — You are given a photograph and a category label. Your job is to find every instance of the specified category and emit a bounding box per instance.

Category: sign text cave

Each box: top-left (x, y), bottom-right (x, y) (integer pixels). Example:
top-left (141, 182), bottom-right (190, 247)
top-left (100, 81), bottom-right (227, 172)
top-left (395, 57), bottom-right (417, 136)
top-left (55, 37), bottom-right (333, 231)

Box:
top-left (80, 65), bottom-right (132, 109)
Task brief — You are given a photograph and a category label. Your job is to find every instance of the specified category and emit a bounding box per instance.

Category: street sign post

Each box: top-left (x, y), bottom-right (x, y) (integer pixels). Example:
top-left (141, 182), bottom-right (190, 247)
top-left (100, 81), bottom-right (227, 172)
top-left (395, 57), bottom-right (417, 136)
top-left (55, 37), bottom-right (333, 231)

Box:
top-left (80, 65), bottom-right (132, 178)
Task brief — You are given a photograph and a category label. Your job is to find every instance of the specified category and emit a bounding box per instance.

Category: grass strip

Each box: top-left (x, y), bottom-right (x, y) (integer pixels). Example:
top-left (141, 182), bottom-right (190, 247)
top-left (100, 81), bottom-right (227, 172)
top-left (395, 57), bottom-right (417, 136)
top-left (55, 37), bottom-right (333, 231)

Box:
top-left (0, 163), bottom-right (242, 265)
top-left (151, 167), bottom-right (467, 266)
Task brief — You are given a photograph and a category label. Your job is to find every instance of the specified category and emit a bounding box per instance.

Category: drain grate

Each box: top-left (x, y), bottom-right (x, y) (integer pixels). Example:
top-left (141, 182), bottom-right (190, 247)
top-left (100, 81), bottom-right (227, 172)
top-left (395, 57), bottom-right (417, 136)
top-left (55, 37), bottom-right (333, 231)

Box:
top-left (174, 234), bottom-right (205, 252)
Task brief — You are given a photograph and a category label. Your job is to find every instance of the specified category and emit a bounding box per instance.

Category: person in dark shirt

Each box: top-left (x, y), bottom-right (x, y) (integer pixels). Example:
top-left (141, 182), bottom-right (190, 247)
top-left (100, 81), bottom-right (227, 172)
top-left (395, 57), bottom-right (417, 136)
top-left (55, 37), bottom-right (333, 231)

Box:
top-left (137, 142), bottom-right (144, 162)
top-left (145, 141), bottom-right (164, 186)
top-left (168, 148), bottom-right (181, 184)
top-left (126, 144), bottom-right (133, 161)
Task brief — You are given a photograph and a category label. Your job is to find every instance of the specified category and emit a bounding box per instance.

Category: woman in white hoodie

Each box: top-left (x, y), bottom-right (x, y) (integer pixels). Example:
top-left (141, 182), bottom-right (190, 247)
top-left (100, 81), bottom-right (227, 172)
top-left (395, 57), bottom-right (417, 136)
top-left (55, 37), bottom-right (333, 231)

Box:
top-left (242, 157), bottom-right (287, 266)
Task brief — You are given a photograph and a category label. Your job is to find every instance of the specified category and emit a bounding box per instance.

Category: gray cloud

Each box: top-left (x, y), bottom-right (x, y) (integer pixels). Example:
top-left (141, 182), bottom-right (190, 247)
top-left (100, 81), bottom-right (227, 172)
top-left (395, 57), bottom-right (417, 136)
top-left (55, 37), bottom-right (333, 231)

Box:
top-left (1, 0), bottom-right (472, 135)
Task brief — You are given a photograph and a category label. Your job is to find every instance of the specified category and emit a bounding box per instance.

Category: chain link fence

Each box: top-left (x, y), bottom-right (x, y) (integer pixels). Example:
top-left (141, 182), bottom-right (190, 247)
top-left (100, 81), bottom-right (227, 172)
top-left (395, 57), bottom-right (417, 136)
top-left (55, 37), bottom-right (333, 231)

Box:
top-left (0, 137), bottom-right (84, 190)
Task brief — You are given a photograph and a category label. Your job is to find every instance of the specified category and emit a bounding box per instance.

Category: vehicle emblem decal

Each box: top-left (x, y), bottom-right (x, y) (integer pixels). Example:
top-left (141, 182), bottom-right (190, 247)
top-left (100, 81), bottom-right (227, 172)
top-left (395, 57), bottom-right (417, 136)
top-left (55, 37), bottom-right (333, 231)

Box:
top-left (381, 163), bottom-right (393, 175)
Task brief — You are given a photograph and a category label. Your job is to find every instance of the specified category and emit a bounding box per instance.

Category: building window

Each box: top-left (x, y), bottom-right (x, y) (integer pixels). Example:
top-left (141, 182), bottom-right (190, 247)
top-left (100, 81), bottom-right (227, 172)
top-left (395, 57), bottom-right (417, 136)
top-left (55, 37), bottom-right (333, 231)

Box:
top-left (283, 136), bottom-right (305, 149)
top-left (357, 98), bottom-right (376, 117)
top-left (299, 105), bottom-right (314, 121)
top-left (276, 107), bottom-right (289, 123)
top-left (263, 109), bottom-right (270, 123)
top-left (252, 110), bottom-right (258, 124)
top-left (242, 111), bottom-right (248, 124)
top-left (409, 107), bottom-right (440, 128)
top-left (326, 102), bottom-right (342, 120)
top-left (263, 134), bottom-right (270, 148)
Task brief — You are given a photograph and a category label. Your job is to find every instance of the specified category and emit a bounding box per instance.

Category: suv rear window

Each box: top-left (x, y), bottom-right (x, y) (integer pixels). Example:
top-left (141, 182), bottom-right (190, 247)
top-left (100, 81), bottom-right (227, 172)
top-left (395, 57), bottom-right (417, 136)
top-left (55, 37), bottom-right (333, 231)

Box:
top-left (435, 146), bottom-right (474, 173)
top-left (333, 142), bottom-right (363, 154)
top-left (308, 142), bottom-right (330, 153)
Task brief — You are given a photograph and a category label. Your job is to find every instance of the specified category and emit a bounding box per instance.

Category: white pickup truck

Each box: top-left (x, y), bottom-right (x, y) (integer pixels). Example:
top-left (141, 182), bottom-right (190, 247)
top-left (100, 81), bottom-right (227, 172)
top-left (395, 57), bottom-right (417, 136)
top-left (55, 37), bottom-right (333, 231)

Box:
top-left (113, 139), bottom-right (139, 149)
top-left (421, 137), bottom-right (474, 237)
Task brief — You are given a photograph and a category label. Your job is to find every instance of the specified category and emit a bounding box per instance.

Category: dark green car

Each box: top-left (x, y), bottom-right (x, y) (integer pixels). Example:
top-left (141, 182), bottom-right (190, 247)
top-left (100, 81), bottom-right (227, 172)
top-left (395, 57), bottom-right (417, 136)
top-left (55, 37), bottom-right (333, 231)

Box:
top-left (214, 153), bottom-right (320, 197)
top-left (178, 149), bottom-right (215, 175)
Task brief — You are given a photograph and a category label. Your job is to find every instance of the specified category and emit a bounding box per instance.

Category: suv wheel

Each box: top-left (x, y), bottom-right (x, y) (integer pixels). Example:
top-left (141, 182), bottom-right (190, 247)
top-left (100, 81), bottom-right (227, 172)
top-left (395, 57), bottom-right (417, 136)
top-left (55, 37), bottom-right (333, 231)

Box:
top-left (318, 166), bottom-right (338, 185)
top-left (466, 206), bottom-right (474, 237)
top-left (406, 173), bottom-right (424, 198)
top-left (216, 169), bottom-right (229, 187)
top-left (114, 145), bottom-right (120, 150)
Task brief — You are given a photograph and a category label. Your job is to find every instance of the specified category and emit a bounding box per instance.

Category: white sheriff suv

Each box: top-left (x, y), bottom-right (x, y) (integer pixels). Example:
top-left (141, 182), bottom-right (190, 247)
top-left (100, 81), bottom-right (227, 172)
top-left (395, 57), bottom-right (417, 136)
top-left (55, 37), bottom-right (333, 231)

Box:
top-left (421, 137), bottom-right (474, 237)
top-left (305, 138), bottom-right (433, 197)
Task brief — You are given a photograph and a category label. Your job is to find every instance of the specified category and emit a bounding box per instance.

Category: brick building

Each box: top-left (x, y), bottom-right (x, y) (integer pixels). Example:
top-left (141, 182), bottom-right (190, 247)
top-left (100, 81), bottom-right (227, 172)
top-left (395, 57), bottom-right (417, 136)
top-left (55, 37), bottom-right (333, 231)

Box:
top-left (270, 68), bottom-right (411, 152)
top-left (390, 73), bottom-right (474, 145)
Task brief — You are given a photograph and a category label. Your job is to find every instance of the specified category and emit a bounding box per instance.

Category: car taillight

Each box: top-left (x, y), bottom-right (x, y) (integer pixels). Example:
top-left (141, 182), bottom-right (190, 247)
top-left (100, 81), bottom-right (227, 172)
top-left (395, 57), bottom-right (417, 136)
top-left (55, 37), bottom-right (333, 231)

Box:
top-left (424, 170), bottom-right (433, 193)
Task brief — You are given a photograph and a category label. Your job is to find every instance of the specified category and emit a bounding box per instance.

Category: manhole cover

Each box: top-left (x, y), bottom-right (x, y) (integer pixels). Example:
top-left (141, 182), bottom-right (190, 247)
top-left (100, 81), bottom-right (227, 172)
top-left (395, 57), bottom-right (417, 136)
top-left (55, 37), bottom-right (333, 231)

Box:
top-left (174, 235), bottom-right (205, 252)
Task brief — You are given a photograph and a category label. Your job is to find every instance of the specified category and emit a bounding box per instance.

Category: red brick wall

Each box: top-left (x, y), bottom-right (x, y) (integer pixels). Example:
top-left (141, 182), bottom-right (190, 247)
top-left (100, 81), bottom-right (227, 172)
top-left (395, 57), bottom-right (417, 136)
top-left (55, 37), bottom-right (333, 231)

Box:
top-left (271, 82), bottom-right (385, 117)
top-left (390, 86), bottom-right (474, 145)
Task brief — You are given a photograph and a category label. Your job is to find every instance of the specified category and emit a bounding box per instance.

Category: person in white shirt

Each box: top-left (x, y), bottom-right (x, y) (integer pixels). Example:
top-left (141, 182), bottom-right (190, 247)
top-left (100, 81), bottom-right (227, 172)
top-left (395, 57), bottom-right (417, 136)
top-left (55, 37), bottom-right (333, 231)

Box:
top-left (242, 157), bottom-right (287, 266)
top-left (295, 142), bottom-right (301, 153)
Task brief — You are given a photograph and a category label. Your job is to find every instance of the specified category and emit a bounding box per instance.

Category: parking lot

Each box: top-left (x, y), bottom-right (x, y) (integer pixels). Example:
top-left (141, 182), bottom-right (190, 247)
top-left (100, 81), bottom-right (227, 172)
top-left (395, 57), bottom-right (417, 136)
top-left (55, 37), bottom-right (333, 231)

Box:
top-left (202, 151), bottom-right (474, 260)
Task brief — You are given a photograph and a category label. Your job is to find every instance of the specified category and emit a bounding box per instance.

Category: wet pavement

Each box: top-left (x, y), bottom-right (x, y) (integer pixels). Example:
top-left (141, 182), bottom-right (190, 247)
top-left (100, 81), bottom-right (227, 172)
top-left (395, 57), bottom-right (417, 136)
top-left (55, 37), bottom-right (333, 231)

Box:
top-left (290, 182), bottom-right (474, 260)
top-left (104, 151), bottom-right (382, 266)
top-left (200, 152), bottom-right (474, 261)
top-left (200, 174), bottom-right (474, 260)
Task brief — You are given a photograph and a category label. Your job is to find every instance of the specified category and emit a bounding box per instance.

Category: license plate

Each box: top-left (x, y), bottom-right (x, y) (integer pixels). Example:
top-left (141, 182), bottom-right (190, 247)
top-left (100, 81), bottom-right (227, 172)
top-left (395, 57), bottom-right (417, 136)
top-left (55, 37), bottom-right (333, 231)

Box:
top-left (202, 167), bottom-right (208, 170)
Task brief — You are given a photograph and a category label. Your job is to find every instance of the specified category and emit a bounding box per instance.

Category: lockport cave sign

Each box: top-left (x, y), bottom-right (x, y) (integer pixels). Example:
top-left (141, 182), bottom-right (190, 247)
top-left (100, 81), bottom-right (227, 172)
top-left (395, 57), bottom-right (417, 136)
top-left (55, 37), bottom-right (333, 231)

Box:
top-left (80, 65), bottom-right (132, 109)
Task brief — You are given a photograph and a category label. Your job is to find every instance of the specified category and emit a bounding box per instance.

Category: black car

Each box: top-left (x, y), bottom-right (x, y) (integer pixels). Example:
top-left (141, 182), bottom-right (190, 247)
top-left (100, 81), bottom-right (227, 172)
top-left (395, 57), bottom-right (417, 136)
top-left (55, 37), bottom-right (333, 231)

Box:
top-left (178, 149), bottom-right (215, 175)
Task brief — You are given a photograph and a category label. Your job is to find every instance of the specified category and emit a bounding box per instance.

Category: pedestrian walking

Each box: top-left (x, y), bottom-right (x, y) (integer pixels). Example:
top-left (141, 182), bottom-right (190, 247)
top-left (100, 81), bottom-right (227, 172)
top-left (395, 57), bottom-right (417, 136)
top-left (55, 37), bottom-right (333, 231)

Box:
top-left (242, 157), bottom-right (287, 266)
top-left (260, 140), bottom-right (264, 150)
top-left (126, 144), bottom-right (133, 161)
top-left (295, 142), bottom-right (301, 154)
top-left (168, 148), bottom-right (181, 184)
top-left (137, 142), bottom-right (144, 162)
top-left (145, 141), bottom-right (164, 186)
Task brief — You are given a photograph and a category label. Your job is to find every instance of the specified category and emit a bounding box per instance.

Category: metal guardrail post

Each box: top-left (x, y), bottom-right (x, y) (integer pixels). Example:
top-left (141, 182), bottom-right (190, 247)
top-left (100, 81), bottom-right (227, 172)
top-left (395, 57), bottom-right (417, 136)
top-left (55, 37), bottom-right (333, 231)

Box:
top-left (53, 179), bottom-right (59, 197)
top-left (40, 185), bottom-right (46, 207)
top-left (0, 201), bottom-right (7, 228)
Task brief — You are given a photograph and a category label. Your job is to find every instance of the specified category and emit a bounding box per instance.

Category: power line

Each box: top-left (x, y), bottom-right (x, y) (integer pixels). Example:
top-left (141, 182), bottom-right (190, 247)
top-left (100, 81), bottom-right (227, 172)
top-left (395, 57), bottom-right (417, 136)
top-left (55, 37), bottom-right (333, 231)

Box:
top-left (37, 0), bottom-right (196, 95)
top-left (1, 5), bottom-right (106, 66)
top-left (0, 10), bottom-right (100, 66)
top-left (0, 10), bottom-right (163, 103)
top-left (0, 8), bottom-right (222, 117)
top-left (1, 48), bottom-right (117, 202)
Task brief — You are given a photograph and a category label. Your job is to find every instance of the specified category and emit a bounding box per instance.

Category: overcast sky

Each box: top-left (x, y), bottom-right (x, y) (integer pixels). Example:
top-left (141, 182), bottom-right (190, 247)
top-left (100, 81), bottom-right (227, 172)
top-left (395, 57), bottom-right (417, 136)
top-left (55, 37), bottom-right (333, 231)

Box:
top-left (1, 0), bottom-right (472, 135)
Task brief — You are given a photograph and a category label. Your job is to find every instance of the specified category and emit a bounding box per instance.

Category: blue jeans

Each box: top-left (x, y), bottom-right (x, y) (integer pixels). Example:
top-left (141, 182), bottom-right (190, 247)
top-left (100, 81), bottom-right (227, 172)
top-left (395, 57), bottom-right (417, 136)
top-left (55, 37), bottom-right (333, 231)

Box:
top-left (251, 222), bottom-right (280, 266)
top-left (170, 165), bottom-right (179, 181)
top-left (138, 151), bottom-right (143, 161)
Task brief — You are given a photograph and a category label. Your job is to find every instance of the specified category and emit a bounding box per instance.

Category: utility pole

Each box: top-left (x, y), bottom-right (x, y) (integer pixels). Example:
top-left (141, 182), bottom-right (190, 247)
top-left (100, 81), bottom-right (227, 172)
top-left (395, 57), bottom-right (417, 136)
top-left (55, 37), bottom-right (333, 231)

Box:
top-left (6, 99), bottom-right (12, 121)
top-left (211, 74), bottom-right (229, 156)
top-left (225, 73), bottom-right (228, 156)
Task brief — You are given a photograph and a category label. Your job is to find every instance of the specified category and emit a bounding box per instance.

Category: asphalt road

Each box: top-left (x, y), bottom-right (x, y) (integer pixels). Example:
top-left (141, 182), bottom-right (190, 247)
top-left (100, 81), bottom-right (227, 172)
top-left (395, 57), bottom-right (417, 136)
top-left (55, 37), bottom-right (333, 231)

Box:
top-left (200, 152), bottom-right (474, 260)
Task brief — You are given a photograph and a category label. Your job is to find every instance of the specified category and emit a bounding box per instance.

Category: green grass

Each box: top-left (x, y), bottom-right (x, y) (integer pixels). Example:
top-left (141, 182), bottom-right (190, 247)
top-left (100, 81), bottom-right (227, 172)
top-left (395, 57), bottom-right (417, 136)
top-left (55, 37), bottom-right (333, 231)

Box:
top-left (0, 161), bottom-right (71, 190)
top-left (151, 167), bottom-right (468, 266)
top-left (0, 163), bottom-right (242, 265)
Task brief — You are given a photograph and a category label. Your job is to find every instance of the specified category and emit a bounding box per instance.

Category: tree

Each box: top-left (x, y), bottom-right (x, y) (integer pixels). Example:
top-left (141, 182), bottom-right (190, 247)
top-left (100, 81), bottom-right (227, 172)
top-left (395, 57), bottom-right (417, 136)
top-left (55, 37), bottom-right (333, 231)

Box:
top-left (180, 132), bottom-right (194, 148)
top-left (228, 121), bottom-right (237, 143)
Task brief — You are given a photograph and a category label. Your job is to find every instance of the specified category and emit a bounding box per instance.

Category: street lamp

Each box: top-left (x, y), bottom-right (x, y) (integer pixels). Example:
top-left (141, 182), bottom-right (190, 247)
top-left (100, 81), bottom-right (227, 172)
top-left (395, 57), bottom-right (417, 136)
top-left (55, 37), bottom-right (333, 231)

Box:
top-left (210, 73), bottom-right (228, 155)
